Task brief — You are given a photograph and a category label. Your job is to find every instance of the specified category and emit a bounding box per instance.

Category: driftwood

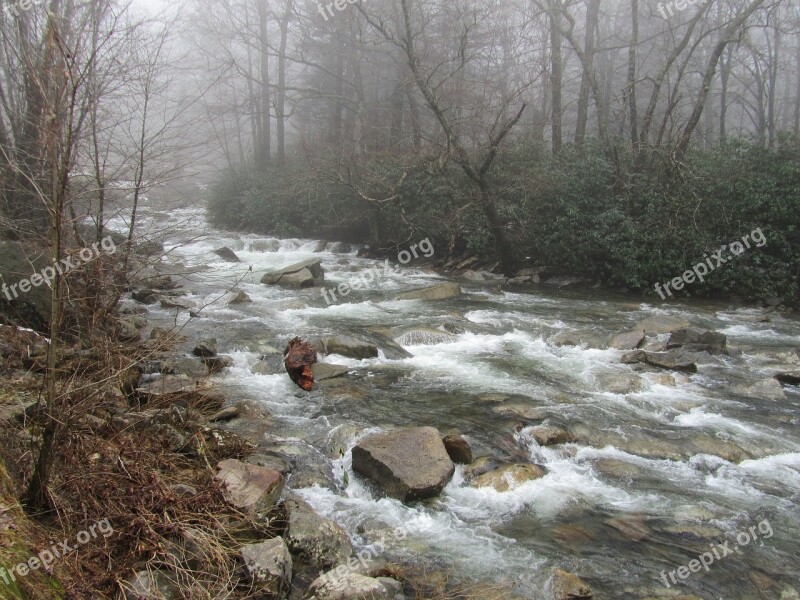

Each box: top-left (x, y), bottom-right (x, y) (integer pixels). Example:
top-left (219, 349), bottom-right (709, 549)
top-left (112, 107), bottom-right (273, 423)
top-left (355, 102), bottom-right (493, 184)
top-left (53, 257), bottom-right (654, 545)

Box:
top-left (283, 337), bottom-right (317, 391)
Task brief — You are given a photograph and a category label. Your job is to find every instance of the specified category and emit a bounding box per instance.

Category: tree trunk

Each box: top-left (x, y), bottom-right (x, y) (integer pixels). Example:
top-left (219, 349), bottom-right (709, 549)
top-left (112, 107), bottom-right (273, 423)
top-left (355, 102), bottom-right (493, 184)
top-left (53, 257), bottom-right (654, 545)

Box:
top-left (575, 0), bottom-right (599, 145)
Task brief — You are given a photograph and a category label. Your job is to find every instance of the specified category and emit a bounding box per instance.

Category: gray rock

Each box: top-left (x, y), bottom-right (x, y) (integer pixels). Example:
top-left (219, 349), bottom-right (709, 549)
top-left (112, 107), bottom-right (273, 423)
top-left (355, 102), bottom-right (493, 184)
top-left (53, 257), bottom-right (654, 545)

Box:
top-left (321, 336), bottom-right (378, 360)
top-left (240, 537), bottom-right (292, 597)
top-left (117, 317), bottom-right (142, 342)
top-left (208, 406), bottom-right (240, 422)
top-left (352, 427), bottom-right (455, 501)
top-left (203, 354), bottom-right (234, 374)
top-left (193, 339), bottom-right (217, 357)
top-left (261, 259), bottom-right (324, 288)
top-left (620, 350), bottom-right (647, 364)
top-left (214, 459), bottom-right (284, 515)
top-left (530, 426), bottom-right (574, 446)
top-left (609, 329), bottom-right (645, 350)
top-left (775, 371), bottom-right (800, 385)
top-left (644, 349), bottom-right (699, 373)
top-left (634, 315), bottom-right (691, 335)
top-left (214, 247), bottom-right (241, 262)
top-left (122, 570), bottom-right (180, 600)
top-left (227, 289), bottom-right (252, 305)
top-left (312, 363), bottom-right (351, 381)
top-left (552, 331), bottom-right (605, 349)
top-left (508, 275), bottom-right (532, 285)
top-left (462, 270), bottom-right (506, 283)
top-left (666, 327), bottom-right (727, 354)
top-left (396, 282), bottom-right (461, 301)
top-left (442, 434), bottom-right (472, 464)
top-left (136, 374), bottom-right (192, 399)
top-left (132, 289), bottom-right (160, 304)
top-left (307, 570), bottom-right (403, 600)
top-left (160, 297), bottom-right (195, 310)
top-left (735, 378), bottom-right (786, 401)
top-left (543, 275), bottom-right (587, 288)
top-left (285, 496), bottom-right (354, 569)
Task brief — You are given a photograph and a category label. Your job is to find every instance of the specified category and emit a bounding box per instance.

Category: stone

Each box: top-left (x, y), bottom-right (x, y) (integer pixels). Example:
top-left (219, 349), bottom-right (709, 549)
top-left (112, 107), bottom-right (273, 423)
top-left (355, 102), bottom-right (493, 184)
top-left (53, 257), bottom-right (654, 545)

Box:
top-left (530, 426), bottom-right (574, 446)
top-left (117, 317), bottom-right (142, 342)
top-left (136, 374), bottom-right (192, 399)
top-left (666, 327), bottom-right (727, 354)
top-left (609, 329), bottom-right (645, 350)
top-left (261, 258), bottom-right (324, 287)
top-left (160, 297), bottom-right (195, 310)
top-left (312, 363), bottom-right (351, 381)
top-left (321, 336), bottom-right (378, 360)
top-left (594, 372), bottom-right (644, 394)
top-left (462, 270), bottom-right (506, 283)
top-left (552, 331), bottom-right (605, 349)
top-left (284, 337), bottom-right (317, 391)
top-left (735, 378), bottom-right (786, 401)
top-left (549, 569), bottom-right (593, 600)
top-left (214, 459), bottom-right (284, 515)
top-left (214, 247), bottom-right (241, 262)
top-left (396, 282), bottom-right (462, 301)
top-left (634, 315), bottom-right (691, 335)
top-left (472, 463), bottom-right (546, 492)
top-left (307, 571), bottom-right (402, 600)
top-left (193, 339), bottom-right (217, 357)
top-left (122, 570), bottom-right (180, 599)
top-left (227, 289), bottom-right (252, 305)
top-left (240, 537), bottom-right (292, 597)
top-left (442, 434), bottom-right (472, 464)
top-left (132, 289), bottom-right (160, 304)
top-left (508, 276), bottom-right (532, 285)
top-left (644, 350), bottom-right (699, 372)
top-left (285, 497), bottom-right (354, 569)
top-left (208, 406), bottom-right (240, 422)
top-left (774, 371), bottom-right (800, 385)
top-left (543, 276), bottom-right (587, 287)
top-left (203, 354), bottom-right (234, 374)
top-left (352, 427), bottom-right (455, 501)
top-left (620, 350), bottom-right (647, 365)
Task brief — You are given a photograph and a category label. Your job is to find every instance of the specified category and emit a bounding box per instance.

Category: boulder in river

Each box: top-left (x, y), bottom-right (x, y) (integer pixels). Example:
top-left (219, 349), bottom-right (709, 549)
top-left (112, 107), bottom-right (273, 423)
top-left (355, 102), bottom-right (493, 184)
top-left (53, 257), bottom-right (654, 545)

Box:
top-left (552, 331), bottom-right (605, 349)
top-left (352, 427), bottom-right (455, 501)
top-left (735, 378), bottom-right (786, 401)
top-left (214, 247), bottom-right (241, 262)
top-left (634, 315), bottom-right (691, 335)
top-left (312, 363), bottom-right (350, 381)
top-left (321, 335), bottom-right (378, 359)
top-left (442, 434), bottom-right (472, 464)
top-left (471, 463), bottom-right (546, 492)
top-left (193, 339), bottom-right (217, 357)
top-left (226, 289), bottom-right (252, 305)
top-left (396, 282), bottom-right (461, 301)
top-left (666, 327), bottom-right (727, 354)
top-left (462, 269), bottom-right (506, 283)
top-left (261, 258), bottom-right (324, 288)
top-left (548, 568), bottom-right (593, 600)
top-left (774, 371), bottom-right (800, 385)
top-left (609, 329), bottom-right (645, 350)
top-left (530, 425), bottom-right (574, 446)
top-left (643, 349), bottom-right (699, 372)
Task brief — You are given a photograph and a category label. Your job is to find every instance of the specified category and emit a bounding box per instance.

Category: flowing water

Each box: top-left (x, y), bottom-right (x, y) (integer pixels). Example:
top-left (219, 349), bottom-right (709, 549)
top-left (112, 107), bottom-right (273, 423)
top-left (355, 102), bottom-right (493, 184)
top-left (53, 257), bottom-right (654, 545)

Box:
top-left (116, 204), bottom-right (800, 599)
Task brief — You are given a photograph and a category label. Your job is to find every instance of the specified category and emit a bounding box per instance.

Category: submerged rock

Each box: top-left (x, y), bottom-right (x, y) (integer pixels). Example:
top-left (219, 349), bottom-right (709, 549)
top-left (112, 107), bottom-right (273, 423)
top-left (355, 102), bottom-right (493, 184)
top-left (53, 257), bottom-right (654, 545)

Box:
top-left (352, 427), bottom-right (454, 501)
top-left (734, 378), bottom-right (786, 401)
top-left (634, 315), bottom-right (692, 335)
top-left (214, 247), bottom-right (241, 262)
top-left (666, 327), bottom-right (727, 354)
top-left (471, 463), bottom-right (546, 492)
top-left (261, 258), bottom-right (324, 288)
top-left (395, 282), bottom-right (461, 301)
top-left (548, 568), bottom-right (593, 600)
top-left (609, 329), bottom-right (645, 350)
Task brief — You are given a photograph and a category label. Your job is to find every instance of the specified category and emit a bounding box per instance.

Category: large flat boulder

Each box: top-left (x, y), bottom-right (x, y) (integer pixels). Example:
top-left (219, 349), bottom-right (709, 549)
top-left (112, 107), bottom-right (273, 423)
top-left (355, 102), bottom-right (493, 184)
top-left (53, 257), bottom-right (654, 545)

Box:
top-left (608, 329), bottom-right (645, 350)
top-left (396, 282), bottom-right (461, 301)
top-left (666, 327), bottom-right (726, 354)
top-left (352, 427), bottom-right (454, 501)
top-left (214, 459), bottom-right (284, 515)
top-left (634, 315), bottom-right (691, 335)
top-left (644, 349), bottom-right (700, 372)
top-left (321, 335), bottom-right (378, 359)
top-left (261, 259), bottom-right (324, 288)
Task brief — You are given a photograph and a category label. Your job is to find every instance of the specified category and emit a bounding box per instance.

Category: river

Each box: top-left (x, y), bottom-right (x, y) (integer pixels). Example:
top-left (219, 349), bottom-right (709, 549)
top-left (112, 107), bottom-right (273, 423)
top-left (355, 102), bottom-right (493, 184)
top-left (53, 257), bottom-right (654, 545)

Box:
top-left (116, 203), bottom-right (800, 599)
